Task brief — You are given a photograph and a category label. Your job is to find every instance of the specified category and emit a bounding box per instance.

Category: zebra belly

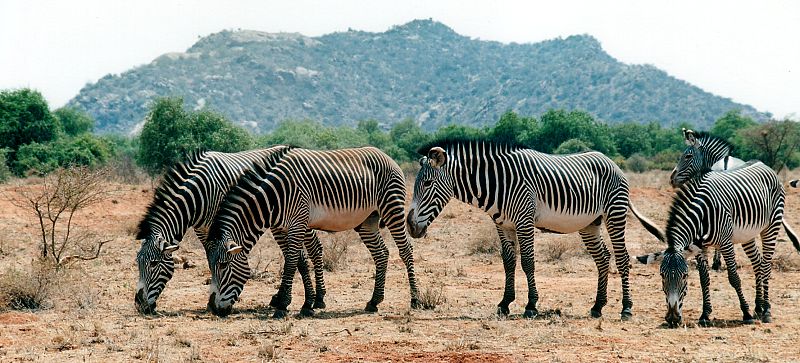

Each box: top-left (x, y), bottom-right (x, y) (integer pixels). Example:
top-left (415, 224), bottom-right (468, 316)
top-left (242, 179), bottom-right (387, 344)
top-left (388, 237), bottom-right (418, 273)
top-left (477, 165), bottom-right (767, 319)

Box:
top-left (534, 206), bottom-right (600, 234)
top-left (308, 206), bottom-right (375, 232)
top-left (731, 224), bottom-right (766, 244)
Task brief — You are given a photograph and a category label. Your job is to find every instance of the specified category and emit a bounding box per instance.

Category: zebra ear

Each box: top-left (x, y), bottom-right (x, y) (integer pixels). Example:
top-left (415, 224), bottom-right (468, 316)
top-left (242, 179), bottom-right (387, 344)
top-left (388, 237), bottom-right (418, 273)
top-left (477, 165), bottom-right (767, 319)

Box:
top-left (636, 251), bottom-right (664, 264)
top-left (427, 147), bottom-right (447, 169)
top-left (680, 244), bottom-right (703, 260)
top-left (683, 128), bottom-right (699, 147)
top-left (162, 244), bottom-right (179, 254)
top-left (226, 240), bottom-right (243, 255)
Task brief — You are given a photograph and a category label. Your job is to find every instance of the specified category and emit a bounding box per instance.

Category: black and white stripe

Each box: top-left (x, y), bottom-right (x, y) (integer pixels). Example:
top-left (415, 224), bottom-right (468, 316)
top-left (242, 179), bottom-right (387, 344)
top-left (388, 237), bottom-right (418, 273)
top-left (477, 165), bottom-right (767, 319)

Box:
top-left (407, 139), bottom-right (649, 320)
top-left (205, 146), bottom-right (420, 318)
top-left (638, 161), bottom-right (800, 326)
top-left (134, 147), bottom-right (326, 315)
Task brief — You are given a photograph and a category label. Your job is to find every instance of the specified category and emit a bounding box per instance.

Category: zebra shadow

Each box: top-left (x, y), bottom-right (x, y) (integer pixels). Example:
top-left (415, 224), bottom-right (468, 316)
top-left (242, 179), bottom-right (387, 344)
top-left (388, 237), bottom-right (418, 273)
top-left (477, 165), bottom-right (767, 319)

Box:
top-left (658, 319), bottom-right (757, 329)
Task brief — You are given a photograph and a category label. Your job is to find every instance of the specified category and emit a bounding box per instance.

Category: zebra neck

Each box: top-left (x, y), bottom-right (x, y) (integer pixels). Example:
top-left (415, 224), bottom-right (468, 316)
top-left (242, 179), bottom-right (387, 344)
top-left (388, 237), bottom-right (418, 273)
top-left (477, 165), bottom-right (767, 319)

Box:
top-left (445, 146), bottom-right (503, 212)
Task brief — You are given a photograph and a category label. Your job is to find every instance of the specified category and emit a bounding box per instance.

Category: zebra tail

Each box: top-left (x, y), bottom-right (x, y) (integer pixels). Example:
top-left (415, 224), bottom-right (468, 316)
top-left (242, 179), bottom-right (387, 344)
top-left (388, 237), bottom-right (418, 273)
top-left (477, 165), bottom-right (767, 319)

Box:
top-left (629, 203), bottom-right (665, 242)
top-left (783, 220), bottom-right (800, 253)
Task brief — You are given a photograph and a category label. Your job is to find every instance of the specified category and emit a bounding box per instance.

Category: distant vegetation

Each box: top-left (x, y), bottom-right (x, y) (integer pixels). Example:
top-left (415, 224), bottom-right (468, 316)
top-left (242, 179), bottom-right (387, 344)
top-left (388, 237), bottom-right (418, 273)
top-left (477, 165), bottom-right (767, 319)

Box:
top-left (2, 89), bottom-right (797, 179)
top-left (67, 19), bottom-right (765, 134)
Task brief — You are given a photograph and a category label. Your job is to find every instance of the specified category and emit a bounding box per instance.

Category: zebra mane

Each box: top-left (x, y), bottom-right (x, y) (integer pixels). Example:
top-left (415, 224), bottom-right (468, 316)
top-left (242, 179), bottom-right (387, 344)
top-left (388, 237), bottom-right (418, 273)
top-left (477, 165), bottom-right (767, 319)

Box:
top-left (663, 180), bottom-right (703, 250)
top-left (205, 146), bottom-right (294, 243)
top-left (692, 131), bottom-right (733, 155)
top-left (135, 149), bottom-right (210, 240)
top-left (416, 137), bottom-right (525, 156)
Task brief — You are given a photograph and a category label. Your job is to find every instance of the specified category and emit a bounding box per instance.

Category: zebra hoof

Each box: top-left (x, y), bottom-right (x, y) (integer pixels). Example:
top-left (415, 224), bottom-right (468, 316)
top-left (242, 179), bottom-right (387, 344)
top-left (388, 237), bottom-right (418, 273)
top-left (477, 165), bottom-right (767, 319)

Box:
top-left (272, 309), bottom-right (289, 319)
top-left (760, 312), bottom-right (772, 323)
top-left (313, 299), bottom-right (327, 310)
top-left (364, 302), bottom-right (379, 313)
top-left (411, 298), bottom-right (422, 310)
top-left (698, 317), bottom-right (712, 327)
top-left (496, 305), bottom-right (510, 317)
top-left (590, 309), bottom-right (603, 318)
top-left (742, 315), bottom-right (755, 325)
top-left (269, 294), bottom-right (281, 309)
top-left (620, 308), bottom-right (633, 321)
top-left (298, 307), bottom-right (315, 318)
top-left (523, 309), bottom-right (538, 319)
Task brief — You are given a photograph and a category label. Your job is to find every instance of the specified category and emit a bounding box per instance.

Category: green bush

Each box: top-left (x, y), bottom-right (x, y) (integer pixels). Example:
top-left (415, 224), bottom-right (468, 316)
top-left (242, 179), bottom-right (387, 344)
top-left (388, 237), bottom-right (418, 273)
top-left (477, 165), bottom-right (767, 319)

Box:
top-left (15, 134), bottom-right (112, 175)
top-left (625, 153), bottom-right (651, 173)
top-left (554, 138), bottom-right (591, 154)
top-left (137, 97), bottom-right (254, 175)
top-left (0, 149), bottom-right (11, 183)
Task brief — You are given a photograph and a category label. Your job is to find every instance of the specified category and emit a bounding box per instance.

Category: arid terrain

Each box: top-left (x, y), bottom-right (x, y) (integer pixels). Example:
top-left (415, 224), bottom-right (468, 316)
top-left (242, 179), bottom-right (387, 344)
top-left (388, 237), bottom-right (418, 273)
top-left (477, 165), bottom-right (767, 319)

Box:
top-left (1, 170), bottom-right (800, 362)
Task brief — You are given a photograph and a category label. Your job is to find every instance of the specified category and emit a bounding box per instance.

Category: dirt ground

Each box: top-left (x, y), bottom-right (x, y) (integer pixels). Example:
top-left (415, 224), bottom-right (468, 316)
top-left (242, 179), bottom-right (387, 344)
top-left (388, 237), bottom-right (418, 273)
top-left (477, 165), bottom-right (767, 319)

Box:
top-left (1, 170), bottom-right (800, 362)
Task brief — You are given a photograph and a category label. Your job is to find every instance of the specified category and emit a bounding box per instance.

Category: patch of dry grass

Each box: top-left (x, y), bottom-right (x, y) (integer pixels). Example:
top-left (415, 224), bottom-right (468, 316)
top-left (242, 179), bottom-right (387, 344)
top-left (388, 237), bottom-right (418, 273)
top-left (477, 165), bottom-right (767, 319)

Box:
top-left (0, 260), bottom-right (60, 311)
top-left (468, 225), bottom-right (499, 255)
top-left (322, 233), bottom-right (349, 272)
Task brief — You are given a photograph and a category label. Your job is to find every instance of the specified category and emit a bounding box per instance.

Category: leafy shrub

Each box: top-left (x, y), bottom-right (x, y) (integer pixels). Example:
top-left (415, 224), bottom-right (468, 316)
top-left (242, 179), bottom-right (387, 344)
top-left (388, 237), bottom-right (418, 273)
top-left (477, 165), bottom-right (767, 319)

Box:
top-left (554, 138), bottom-right (591, 154)
top-left (625, 153), bottom-right (651, 173)
top-left (0, 148), bottom-right (10, 183)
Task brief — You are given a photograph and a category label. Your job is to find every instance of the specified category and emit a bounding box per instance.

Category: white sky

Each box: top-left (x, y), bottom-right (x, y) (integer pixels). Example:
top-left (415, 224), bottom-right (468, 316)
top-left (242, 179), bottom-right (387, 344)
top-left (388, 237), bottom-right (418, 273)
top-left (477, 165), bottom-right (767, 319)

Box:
top-left (1, 0), bottom-right (798, 119)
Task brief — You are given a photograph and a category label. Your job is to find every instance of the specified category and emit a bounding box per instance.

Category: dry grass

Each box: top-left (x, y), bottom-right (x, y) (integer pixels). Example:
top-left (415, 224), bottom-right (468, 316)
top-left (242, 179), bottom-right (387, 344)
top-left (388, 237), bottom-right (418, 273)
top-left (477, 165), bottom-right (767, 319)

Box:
top-left (537, 238), bottom-right (582, 263)
top-left (772, 251), bottom-right (800, 272)
top-left (417, 284), bottom-right (447, 310)
top-left (322, 233), bottom-right (349, 272)
top-left (0, 260), bottom-right (60, 311)
top-left (468, 225), bottom-right (499, 255)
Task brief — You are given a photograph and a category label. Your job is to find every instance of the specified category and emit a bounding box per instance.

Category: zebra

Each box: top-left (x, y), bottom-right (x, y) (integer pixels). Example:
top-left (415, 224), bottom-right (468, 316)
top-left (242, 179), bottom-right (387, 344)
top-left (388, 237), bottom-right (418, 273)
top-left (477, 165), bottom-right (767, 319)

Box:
top-left (671, 128), bottom-right (747, 270)
top-left (205, 146), bottom-right (420, 318)
top-left (134, 147), bottom-right (326, 316)
top-left (406, 138), bottom-right (659, 319)
top-left (636, 161), bottom-right (800, 327)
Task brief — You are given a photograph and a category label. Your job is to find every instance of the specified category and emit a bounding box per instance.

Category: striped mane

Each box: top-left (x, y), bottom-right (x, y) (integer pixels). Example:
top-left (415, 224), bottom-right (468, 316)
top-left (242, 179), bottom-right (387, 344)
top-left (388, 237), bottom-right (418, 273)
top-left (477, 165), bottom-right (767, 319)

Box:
top-left (416, 137), bottom-right (526, 156)
top-left (135, 149), bottom-right (209, 240)
top-left (692, 131), bottom-right (733, 155)
top-left (205, 146), bottom-right (293, 243)
top-left (664, 180), bottom-right (704, 251)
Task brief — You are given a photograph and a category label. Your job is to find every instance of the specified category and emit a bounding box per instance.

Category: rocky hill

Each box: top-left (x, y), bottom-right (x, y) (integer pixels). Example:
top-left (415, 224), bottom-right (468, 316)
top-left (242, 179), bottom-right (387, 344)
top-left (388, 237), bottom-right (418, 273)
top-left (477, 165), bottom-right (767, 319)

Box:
top-left (68, 19), bottom-right (766, 134)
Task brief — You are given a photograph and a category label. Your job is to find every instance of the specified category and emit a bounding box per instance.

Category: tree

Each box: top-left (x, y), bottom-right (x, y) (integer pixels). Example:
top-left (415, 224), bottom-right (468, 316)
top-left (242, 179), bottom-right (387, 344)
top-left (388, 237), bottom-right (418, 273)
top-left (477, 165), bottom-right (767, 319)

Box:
top-left (390, 119), bottom-right (430, 162)
top-left (9, 166), bottom-right (113, 266)
top-left (533, 109), bottom-right (616, 155)
top-left (553, 138), bottom-right (591, 154)
top-left (488, 111), bottom-right (537, 145)
top-left (737, 120), bottom-right (800, 172)
top-left (711, 110), bottom-right (757, 142)
top-left (432, 124), bottom-right (486, 140)
top-left (54, 107), bottom-right (94, 136)
top-left (611, 122), bottom-right (653, 158)
top-left (0, 89), bottom-right (60, 170)
top-left (137, 97), bottom-right (253, 175)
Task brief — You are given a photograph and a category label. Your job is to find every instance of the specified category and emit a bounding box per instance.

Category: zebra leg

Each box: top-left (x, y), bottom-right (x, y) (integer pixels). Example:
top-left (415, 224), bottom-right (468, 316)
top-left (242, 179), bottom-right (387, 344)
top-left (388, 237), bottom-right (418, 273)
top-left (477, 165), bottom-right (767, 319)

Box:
top-left (605, 207), bottom-right (633, 320)
top-left (303, 229), bottom-right (327, 309)
top-left (517, 223), bottom-right (539, 318)
top-left (711, 250), bottom-right (723, 271)
top-left (696, 252), bottom-right (713, 327)
top-left (272, 224), bottom-right (308, 319)
top-left (581, 217), bottom-right (610, 318)
top-left (385, 218), bottom-right (421, 310)
top-left (741, 239), bottom-right (764, 319)
top-left (759, 224), bottom-right (780, 323)
top-left (269, 228), bottom-right (316, 316)
top-left (495, 225), bottom-right (517, 317)
top-left (355, 216), bottom-right (389, 313)
top-left (720, 243), bottom-right (754, 324)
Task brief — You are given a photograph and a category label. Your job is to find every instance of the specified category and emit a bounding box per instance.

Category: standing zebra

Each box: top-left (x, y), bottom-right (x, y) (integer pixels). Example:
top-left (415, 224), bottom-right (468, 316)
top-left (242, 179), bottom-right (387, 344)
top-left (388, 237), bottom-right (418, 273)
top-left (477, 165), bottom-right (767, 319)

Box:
top-left (205, 146), bottom-right (420, 318)
top-left (671, 128), bottom-right (746, 270)
top-left (135, 147), bottom-right (326, 316)
top-left (406, 138), bottom-right (658, 319)
top-left (636, 161), bottom-right (800, 326)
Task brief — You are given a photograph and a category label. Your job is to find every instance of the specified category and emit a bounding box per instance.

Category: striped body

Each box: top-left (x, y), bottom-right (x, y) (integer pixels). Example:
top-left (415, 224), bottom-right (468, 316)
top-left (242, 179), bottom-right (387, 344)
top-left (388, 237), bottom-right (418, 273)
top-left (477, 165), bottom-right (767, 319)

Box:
top-left (650, 161), bottom-right (798, 326)
top-left (134, 147), bottom-right (325, 315)
top-left (206, 147), bottom-right (420, 317)
top-left (409, 140), bottom-right (633, 319)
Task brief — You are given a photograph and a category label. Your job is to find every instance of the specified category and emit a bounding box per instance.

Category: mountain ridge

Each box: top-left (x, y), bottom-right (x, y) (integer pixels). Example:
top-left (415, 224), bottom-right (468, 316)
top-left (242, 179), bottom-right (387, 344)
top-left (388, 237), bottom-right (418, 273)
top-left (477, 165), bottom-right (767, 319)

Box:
top-left (67, 19), bottom-right (766, 134)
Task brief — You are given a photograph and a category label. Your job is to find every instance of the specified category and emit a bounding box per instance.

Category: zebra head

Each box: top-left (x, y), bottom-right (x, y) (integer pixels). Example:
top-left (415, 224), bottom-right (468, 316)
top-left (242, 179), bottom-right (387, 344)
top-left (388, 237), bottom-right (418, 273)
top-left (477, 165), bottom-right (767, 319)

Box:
top-left (670, 129), bottom-right (731, 187)
top-left (135, 234), bottom-right (178, 314)
top-left (639, 245), bottom-right (701, 328)
top-left (207, 236), bottom-right (248, 317)
top-left (407, 147), bottom-right (454, 238)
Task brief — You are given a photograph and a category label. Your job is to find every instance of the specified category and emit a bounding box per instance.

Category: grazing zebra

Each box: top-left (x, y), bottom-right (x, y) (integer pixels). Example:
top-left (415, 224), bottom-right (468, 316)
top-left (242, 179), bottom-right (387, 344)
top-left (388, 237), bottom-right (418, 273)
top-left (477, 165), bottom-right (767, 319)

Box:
top-left (636, 161), bottom-right (800, 327)
top-left (671, 128), bottom-right (746, 270)
top-left (134, 147), bottom-right (326, 315)
top-left (205, 146), bottom-right (420, 318)
top-left (406, 138), bottom-right (659, 319)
